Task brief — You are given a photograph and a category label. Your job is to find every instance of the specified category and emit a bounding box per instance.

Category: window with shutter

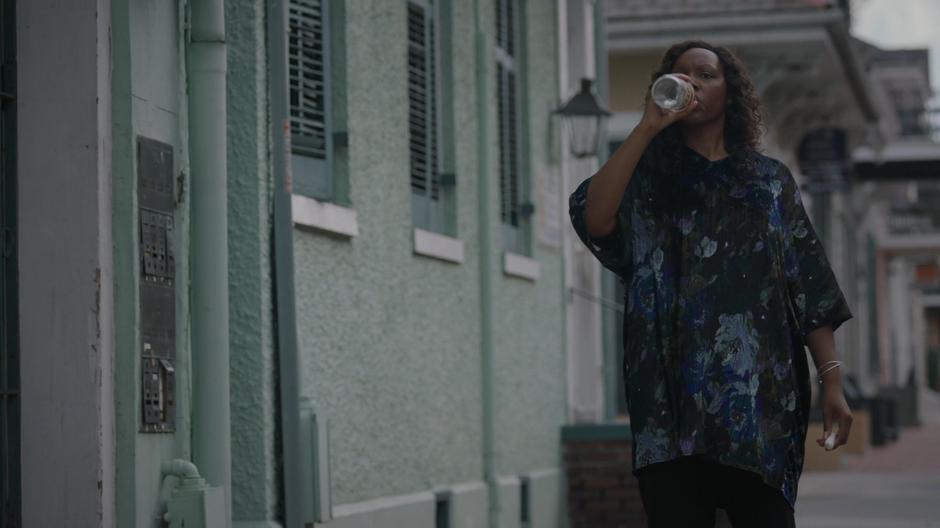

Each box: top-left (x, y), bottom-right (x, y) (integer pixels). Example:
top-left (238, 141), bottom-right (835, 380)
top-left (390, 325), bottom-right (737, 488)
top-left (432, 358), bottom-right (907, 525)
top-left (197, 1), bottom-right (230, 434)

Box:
top-left (408, 0), bottom-right (446, 232)
top-left (495, 0), bottom-right (528, 254)
top-left (288, 0), bottom-right (334, 200)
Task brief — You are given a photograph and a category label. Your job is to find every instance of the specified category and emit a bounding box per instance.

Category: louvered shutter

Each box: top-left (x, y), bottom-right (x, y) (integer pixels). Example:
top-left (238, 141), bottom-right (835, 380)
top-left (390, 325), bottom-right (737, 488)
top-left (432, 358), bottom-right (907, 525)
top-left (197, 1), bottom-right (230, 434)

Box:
top-left (496, 0), bottom-right (526, 253)
top-left (408, 0), bottom-right (444, 230)
top-left (288, 0), bottom-right (334, 200)
top-left (496, 0), bottom-right (514, 57)
top-left (497, 65), bottom-right (520, 228)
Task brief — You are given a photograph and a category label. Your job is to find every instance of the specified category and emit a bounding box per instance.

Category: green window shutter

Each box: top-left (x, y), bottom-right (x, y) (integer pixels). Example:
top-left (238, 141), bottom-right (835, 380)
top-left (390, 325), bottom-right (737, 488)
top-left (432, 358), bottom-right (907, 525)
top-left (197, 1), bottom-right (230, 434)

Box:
top-left (289, 0), bottom-right (334, 200)
top-left (497, 65), bottom-right (519, 228)
top-left (495, 0), bottom-right (514, 57)
top-left (408, 0), bottom-right (444, 232)
top-left (495, 0), bottom-right (527, 254)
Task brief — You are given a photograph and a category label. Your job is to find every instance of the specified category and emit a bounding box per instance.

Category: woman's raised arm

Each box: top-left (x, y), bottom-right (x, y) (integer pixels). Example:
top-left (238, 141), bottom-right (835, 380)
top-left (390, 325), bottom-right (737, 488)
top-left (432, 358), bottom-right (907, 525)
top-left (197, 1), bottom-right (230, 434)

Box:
top-left (584, 77), bottom-right (698, 238)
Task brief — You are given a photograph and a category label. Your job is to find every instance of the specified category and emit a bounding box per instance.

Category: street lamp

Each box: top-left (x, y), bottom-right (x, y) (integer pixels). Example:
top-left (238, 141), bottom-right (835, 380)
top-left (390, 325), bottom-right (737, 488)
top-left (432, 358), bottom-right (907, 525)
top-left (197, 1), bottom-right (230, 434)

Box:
top-left (553, 78), bottom-right (611, 159)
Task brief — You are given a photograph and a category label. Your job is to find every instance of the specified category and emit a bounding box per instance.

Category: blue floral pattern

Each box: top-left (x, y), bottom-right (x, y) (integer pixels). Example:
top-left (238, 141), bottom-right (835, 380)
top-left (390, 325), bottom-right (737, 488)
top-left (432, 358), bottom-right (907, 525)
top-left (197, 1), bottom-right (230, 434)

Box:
top-left (568, 145), bottom-right (852, 509)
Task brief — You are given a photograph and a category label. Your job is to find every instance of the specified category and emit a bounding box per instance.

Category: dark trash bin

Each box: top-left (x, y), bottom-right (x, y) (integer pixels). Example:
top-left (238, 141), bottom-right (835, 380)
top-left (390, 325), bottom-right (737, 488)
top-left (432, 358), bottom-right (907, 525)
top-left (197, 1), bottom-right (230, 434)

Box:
top-left (869, 393), bottom-right (899, 447)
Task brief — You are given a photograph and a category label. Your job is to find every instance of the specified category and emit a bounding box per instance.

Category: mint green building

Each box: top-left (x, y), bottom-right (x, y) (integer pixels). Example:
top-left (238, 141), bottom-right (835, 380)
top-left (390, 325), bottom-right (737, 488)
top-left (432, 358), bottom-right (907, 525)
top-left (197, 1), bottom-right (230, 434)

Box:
top-left (9, 0), bottom-right (610, 526)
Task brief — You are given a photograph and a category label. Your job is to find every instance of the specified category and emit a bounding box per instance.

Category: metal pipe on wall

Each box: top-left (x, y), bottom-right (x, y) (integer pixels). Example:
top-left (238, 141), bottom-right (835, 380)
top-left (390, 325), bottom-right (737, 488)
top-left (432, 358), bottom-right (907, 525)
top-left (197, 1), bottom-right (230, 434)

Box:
top-left (188, 0), bottom-right (232, 524)
top-left (267, 0), bottom-right (306, 526)
top-left (473, 0), bottom-right (498, 525)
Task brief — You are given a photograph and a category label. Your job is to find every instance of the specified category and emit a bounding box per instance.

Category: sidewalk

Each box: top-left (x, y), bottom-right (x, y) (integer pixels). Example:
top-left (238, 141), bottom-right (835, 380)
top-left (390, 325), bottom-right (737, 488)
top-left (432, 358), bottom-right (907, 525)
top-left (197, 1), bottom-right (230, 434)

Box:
top-left (841, 422), bottom-right (940, 473)
top-left (795, 391), bottom-right (940, 527)
top-left (796, 471), bottom-right (940, 527)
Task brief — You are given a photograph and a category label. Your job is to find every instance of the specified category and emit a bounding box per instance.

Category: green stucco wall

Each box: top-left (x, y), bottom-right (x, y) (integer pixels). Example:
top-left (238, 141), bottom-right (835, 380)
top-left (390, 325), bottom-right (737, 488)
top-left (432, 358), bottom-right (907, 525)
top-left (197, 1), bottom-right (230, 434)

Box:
top-left (490, 0), bottom-right (566, 478)
top-left (226, 0), bottom-right (280, 524)
top-left (112, 1), bottom-right (193, 526)
top-left (294, 0), bottom-right (485, 504)
top-left (112, 0), bottom-right (566, 523)
top-left (292, 0), bottom-right (565, 509)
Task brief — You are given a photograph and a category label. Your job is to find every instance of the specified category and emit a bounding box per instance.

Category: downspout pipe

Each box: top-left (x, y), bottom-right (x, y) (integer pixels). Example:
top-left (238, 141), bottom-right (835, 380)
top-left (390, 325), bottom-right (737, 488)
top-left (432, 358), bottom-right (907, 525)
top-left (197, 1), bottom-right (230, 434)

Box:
top-left (188, 0), bottom-right (232, 525)
top-left (160, 460), bottom-right (215, 524)
top-left (267, 0), bottom-right (305, 526)
top-left (473, 0), bottom-right (497, 526)
top-left (162, 459), bottom-right (202, 481)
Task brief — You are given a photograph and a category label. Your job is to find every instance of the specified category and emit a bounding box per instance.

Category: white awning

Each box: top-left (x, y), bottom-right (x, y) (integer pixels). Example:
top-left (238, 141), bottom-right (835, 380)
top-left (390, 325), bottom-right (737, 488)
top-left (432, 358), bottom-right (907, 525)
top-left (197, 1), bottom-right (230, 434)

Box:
top-left (853, 139), bottom-right (940, 180)
top-left (853, 139), bottom-right (940, 164)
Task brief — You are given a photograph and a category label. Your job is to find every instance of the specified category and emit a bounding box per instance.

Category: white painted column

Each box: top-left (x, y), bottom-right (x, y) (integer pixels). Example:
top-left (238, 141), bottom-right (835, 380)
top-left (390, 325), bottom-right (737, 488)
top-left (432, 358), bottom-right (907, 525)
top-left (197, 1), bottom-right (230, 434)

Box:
top-left (17, 0), bottom-right (115, 525)
top-left (561, 0), bottom-right (606, 423)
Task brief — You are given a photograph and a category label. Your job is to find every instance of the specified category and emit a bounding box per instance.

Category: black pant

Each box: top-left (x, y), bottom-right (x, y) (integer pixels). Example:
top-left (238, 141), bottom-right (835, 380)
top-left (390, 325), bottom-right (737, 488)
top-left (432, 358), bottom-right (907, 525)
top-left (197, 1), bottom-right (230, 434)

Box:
top-left (635, 455), bottom-right (796, 528)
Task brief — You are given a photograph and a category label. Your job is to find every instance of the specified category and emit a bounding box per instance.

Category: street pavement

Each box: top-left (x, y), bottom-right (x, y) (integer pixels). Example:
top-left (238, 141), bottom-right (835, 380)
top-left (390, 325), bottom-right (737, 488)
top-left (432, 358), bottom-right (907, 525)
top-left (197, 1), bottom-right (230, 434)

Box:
top-left (795, 391), bottom-right (940, 528)
top-left (796, 470), bottom-right (940, 527)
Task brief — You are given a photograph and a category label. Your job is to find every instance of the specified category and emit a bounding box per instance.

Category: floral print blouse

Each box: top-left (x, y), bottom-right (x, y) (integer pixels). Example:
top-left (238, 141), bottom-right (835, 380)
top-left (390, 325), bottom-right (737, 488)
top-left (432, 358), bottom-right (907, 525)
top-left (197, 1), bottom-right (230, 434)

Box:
top-left (568, 145), bottom-right (852, 509)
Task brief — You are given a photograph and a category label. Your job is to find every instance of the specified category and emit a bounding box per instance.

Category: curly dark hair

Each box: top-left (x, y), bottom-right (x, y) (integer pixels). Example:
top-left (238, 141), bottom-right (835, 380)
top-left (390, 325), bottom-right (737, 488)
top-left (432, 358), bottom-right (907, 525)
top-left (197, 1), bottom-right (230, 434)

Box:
top-left (643, 40), bottom-right (764, 202)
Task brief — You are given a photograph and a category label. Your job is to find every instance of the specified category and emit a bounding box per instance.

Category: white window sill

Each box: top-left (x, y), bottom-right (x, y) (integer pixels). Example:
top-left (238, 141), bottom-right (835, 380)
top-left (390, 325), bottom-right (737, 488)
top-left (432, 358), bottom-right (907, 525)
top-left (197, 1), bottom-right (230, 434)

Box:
top-left (503, 252), bottom-right (540, 281)
top-left (413, 228), bottom-right (464, 264)
top-left (292, 194), bottom-right (359, 238)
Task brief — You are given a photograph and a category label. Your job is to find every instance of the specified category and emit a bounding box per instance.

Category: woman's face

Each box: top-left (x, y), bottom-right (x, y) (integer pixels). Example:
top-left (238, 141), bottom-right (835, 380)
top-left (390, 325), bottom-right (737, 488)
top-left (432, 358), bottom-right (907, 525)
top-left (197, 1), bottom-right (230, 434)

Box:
top-left (671, 48), bottom-right (727, 125)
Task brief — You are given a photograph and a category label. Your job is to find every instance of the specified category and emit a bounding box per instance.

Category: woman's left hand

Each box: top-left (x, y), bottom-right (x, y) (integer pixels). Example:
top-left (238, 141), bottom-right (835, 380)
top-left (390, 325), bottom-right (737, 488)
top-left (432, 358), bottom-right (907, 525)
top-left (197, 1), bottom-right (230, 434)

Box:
top-left (816, 384), bottom-right (853, 450)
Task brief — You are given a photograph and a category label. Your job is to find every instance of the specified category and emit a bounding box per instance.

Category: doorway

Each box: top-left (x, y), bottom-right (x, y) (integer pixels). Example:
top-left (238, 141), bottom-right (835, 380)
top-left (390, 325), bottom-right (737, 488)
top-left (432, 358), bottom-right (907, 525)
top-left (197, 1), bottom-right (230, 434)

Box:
top-left (0, 0), bottom-right (20, 525)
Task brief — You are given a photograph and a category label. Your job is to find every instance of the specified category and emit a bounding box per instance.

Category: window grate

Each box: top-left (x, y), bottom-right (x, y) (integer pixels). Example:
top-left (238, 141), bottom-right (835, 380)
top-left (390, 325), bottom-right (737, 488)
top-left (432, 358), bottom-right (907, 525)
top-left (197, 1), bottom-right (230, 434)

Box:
top-left (435, 493), bottom-right (450, 528)
top-left (520, 477), bottom-right (530, 527)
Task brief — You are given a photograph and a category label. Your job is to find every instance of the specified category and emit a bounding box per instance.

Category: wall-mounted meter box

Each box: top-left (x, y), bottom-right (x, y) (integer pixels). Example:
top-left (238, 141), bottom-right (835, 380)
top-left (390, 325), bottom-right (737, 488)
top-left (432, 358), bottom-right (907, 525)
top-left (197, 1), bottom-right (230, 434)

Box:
top-left (137, 137), bottom-right (176, 433)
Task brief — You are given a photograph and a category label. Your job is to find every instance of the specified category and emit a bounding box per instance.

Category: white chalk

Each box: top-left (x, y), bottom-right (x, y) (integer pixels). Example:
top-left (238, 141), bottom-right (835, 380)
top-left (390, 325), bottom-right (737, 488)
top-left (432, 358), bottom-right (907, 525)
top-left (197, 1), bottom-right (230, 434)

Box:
top-left (824, 431), bottom-right (837, 450)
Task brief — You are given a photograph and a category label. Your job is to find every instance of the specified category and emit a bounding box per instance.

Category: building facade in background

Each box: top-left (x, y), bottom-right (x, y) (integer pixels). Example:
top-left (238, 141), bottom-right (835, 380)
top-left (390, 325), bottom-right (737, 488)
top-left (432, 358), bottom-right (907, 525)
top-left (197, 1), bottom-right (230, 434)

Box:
top-left (851, 40), bottom-right (940, 410)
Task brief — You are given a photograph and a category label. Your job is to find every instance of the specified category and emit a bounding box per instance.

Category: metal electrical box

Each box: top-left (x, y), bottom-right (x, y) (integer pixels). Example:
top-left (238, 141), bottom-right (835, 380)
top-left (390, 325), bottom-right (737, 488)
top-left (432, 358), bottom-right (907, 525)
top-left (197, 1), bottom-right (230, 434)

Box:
top-left (138, 137), bottom-right (176, 432)
top-left (165, 480), bottom-right (225, 528)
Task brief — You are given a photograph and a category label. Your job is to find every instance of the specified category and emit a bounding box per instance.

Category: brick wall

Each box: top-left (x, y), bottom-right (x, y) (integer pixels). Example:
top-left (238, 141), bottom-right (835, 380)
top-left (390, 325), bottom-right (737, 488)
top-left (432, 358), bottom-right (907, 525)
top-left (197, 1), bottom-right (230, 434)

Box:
top-left (606, 0), bottom-right (836, 19)
top-left (562, 426), bottom-right (646, 527)
top-left (561, 424), bottom-right (734, 527)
